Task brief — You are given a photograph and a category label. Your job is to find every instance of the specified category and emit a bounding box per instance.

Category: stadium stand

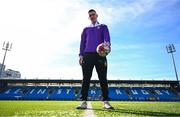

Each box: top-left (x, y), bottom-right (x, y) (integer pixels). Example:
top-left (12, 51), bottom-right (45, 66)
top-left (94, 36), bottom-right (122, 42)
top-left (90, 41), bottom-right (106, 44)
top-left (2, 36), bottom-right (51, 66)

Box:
top-left (0, 79), bottom-right (180, 101)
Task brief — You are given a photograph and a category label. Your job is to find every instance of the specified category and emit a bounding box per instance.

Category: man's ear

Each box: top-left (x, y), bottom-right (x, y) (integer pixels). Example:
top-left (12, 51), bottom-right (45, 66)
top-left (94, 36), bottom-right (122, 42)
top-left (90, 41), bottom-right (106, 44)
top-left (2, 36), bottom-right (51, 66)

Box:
top-left (96, 14), bottom-right (98, 18)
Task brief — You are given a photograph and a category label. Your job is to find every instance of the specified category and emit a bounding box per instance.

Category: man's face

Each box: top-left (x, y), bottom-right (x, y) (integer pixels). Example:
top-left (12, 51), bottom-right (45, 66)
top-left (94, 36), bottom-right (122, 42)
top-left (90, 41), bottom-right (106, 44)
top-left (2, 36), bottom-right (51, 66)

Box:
top-left (88, 11), bottom-right (98, 23)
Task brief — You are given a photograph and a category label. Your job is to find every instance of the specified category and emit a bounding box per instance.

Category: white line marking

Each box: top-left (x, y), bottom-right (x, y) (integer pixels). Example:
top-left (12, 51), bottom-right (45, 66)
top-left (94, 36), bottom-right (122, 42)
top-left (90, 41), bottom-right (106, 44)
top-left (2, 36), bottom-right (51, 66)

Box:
top-left (84, 102), bottom-right (96, 117)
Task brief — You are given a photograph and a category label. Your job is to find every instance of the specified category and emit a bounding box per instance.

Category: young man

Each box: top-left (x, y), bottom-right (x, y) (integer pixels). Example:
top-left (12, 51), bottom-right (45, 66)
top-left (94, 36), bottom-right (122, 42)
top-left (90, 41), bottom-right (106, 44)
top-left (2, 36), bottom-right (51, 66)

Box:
top-left (77, 9), bottom-right (113, 109)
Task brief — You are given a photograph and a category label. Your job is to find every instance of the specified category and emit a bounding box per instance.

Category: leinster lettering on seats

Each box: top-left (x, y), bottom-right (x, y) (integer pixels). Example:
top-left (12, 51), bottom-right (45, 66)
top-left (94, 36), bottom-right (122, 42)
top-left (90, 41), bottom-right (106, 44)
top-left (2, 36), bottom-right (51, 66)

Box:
top-left (114, 89), bottom-right (170, 95)
top-left (3, 87), bottom-right (170, 96)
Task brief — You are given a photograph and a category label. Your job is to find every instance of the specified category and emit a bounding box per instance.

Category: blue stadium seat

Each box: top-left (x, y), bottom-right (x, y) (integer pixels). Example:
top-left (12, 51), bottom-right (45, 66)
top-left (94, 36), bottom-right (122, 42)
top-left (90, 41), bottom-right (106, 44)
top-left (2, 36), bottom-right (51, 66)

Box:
top-left (0, 86), bottom-right (179, 101)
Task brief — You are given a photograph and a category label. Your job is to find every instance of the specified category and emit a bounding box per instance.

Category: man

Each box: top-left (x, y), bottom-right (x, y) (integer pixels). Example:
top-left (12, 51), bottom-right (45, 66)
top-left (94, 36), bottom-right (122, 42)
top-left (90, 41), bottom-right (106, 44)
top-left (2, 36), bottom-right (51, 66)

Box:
top-left (76, 9), bottom-right (113, 109)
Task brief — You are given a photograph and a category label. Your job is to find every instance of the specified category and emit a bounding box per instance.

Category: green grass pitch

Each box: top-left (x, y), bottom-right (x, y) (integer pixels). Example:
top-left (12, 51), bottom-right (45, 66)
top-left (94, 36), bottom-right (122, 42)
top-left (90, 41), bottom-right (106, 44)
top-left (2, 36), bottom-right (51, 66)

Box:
top-left (92, 101), bottom-right (180, 117)
top-left (0, 101), bottom-right (180, 117)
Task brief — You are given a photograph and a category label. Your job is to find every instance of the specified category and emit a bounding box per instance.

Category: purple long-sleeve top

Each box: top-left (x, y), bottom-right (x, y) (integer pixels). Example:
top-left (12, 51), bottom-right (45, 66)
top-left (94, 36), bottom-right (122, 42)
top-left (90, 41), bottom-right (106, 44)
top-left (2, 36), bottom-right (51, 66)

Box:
top-left (79, 22), bottom-right (111, 57)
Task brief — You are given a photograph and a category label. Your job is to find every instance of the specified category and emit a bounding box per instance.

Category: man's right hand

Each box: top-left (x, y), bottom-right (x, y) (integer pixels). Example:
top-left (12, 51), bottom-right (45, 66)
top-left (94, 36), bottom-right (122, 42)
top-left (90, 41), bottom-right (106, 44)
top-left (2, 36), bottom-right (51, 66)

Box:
top-left (79, 56), bottom-right (83, 66)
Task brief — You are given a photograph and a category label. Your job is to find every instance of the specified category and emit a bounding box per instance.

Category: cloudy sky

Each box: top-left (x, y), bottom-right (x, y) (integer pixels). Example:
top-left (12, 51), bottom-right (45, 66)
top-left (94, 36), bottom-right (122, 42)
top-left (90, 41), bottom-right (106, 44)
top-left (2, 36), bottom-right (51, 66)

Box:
top-left (0, 0), bottom-right (179, 80)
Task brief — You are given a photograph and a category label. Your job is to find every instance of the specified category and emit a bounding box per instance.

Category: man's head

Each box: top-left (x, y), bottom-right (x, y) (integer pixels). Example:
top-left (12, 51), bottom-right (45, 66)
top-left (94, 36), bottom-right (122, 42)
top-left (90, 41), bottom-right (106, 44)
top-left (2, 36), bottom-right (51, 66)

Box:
top-left (88, 9), bottom-right (98, 24)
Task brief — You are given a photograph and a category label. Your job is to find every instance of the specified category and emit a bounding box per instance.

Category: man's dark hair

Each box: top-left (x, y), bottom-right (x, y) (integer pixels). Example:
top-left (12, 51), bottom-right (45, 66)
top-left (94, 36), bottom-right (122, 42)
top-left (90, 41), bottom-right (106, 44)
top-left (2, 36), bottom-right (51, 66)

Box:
top-left (88, 9), bottom-right (96, 13)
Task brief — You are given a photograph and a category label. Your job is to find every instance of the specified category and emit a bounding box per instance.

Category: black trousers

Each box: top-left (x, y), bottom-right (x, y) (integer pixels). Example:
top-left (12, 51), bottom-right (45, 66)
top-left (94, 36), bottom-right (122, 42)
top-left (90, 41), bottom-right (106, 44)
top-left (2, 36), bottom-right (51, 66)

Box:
top-left (80, 52), bottom-right (109, 101)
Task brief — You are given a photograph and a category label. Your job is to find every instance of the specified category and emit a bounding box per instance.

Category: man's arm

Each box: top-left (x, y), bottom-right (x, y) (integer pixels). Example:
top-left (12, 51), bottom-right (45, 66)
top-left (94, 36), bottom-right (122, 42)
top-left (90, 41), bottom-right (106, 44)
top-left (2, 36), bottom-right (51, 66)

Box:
top-left (79, 28), bottom-right (86, 65)
top-left (103, 25), bottom-right (111, 45)
top-left (79, 28), bottom-right (86, 57)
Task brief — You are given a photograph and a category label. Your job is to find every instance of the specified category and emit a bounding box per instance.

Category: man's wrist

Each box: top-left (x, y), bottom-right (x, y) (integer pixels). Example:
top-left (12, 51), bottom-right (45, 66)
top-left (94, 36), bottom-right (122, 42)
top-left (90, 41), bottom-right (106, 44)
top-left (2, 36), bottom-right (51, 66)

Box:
top-left (79, 55), bottom-right (83, 59)
top-left (104, 41), bottom-right (111, 47)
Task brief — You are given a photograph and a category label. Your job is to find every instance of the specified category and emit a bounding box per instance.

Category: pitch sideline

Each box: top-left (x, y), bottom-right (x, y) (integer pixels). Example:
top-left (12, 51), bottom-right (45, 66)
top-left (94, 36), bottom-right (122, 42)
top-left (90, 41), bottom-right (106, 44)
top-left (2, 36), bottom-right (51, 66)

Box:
top-left (83, 102), bottom-right (96, 117)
